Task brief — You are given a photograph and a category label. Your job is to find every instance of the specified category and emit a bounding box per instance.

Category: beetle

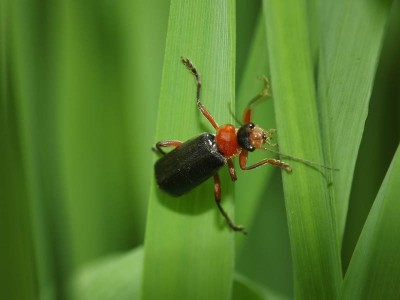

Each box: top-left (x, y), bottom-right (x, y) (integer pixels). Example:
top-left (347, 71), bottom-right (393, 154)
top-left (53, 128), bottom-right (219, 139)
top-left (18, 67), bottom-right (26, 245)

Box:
top-left (153, 57), bottom-right (293, 234)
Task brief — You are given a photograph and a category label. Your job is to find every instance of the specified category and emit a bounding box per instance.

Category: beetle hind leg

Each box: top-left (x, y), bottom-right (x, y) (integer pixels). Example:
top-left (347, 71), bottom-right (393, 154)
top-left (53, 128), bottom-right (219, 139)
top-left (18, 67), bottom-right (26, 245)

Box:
top-left (213, 173), bottom-right (247, 234)
top-left (152, 140), bottom-right (183, 155)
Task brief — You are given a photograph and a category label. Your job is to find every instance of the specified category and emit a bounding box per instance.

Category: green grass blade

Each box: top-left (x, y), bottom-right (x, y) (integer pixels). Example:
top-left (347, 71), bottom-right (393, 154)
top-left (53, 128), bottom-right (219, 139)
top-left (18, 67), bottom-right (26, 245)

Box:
top-left (340, 144), bottom-right (400, 299)
top-left (71, 247), bottom-right (144, 300)
top-left (0, 3), bottom-right (36, 298)
top-left (72, 246), bottom-right (294, 300)
top-left (141, 1), bottom-right (236, 299)
top-left (236, 0), bottom-right (261, 83)
top-left (263, 0), bottom-right (342, 298)
top-left (341, 0), bottom-right (400, 269)
top-left (235, 15), bottom-right (293, 296)
top-left (233, 273), bottom-right (290, 300)
top-left (4, 2), bottom-right (63, 298)
top-left (58, 0), bottom-right (169, 269)
top-left (318, 0), bottom-right (395, 239)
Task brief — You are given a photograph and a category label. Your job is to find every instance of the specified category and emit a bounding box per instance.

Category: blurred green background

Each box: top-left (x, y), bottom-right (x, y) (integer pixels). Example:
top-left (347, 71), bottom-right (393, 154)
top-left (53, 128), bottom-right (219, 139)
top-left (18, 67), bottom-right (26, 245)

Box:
top-left (1, 0), bottom-right (399, 299)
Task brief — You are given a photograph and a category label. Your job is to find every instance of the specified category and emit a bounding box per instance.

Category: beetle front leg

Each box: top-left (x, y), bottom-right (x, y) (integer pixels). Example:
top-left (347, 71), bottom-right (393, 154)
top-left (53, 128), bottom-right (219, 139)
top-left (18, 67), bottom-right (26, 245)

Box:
top-left (242, 76), bottom-right (271, 123)
top-left (213, 173), bottom-right (246, 234)
top-left (181, 57), bottom-right (219, 130)
top-left (152, 140), bottom-right (183, 155)
top-left (239, 150), bottom-right (292, 173)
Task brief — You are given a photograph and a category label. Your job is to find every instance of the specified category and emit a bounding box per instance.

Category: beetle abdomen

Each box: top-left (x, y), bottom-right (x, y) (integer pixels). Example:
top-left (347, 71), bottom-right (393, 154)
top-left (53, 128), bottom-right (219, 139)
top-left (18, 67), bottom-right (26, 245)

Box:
top-left (155, 133), bottom-right (226, 196)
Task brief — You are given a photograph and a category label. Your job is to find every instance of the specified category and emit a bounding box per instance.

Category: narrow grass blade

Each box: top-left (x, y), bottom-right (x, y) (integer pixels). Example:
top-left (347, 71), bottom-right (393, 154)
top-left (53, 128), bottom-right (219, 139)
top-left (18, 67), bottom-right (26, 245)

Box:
top-left (58, 0), bottom-right (166, 268)
top-left (318, 0), bottom-right (395, 239)
top-left (236, 16), bottom-right (293, 296)
top-left (119, 0), bottom-right (171, 242)
top-left (340, 144), bottom-right (400, 299)
top-left (142, 1), bottom-right (236, 299)
top-left (263, 1), bottom-right (342, 298)
top-left (3, 2), bottom-right (63, 298)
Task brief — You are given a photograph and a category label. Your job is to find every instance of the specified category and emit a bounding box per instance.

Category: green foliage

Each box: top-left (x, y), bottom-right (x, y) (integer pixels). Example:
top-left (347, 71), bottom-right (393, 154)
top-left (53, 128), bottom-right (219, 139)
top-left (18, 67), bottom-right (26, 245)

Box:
top-left (264, 2), bottom-right (342, 298)
top-left (141, 1), bottom-right (236, 299)
top-left (1, 0), bottom-right (399, 299)
top-left (341, 145), bottom-right (400, 299)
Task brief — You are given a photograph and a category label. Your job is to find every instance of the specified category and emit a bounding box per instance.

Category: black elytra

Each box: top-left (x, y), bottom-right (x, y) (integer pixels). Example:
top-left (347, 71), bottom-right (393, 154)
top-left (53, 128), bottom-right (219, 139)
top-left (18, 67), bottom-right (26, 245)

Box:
top-left (155, 133), bottom-right (226, 196)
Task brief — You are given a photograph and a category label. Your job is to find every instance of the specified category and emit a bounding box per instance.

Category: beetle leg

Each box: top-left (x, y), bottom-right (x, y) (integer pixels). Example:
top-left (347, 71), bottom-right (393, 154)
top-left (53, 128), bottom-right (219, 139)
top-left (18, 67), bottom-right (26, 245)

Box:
top-left (239, 150), bottom-right (292, 173)
top-left (213, 173), bottom-right (247, 234)
top-left (242, 76), bottom-right (271, 124)
top-left (181, 57), bottom-right (219, 130)
top-left (152, 140), bottom-right (183, 155)
top-left (227, 159), bottom-right (237, 181)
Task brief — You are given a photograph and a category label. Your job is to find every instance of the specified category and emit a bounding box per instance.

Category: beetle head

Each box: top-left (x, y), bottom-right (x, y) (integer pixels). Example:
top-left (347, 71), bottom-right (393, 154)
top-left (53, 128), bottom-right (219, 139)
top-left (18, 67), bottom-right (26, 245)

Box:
top-left (237, 123), bottom-right (276, 152)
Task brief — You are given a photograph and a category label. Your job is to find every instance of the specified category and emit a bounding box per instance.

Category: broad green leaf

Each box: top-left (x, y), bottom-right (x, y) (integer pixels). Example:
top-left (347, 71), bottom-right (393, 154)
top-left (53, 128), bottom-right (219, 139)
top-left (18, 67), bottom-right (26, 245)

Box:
top-left (2, 1), bottom-right (170, 299)
top-left (318, 0), bottom-right (395, 240)
top-left (263, 0), bottom-right (342, 298)
top-left (71, 246), bottom-right (290, 300)
top-left (71, 247), bottom-right (144, 300)
top-left (142, 1), bottom-right (236, 299)
top-left (340, 144), bottom-right (400, 299)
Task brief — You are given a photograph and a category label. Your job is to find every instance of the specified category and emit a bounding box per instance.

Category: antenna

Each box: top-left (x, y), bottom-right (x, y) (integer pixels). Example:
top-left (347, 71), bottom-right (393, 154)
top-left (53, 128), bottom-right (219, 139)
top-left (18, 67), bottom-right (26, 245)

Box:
top-left (227, 103), bottom-right (243, 126)
top-left (263, 147), bottom-right (339, 171)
